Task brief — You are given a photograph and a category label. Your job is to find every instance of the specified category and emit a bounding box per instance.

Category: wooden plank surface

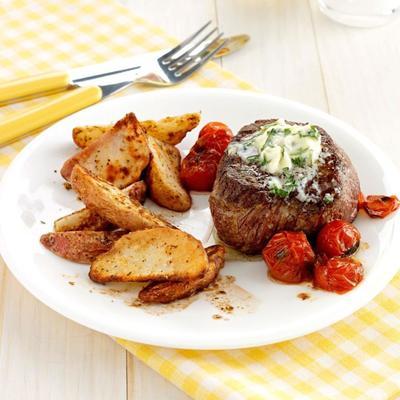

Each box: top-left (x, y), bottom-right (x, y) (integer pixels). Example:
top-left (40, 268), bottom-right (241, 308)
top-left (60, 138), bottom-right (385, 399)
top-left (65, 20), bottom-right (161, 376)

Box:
top-left (308, 0), bottom-right (400, 168)
top-left (123, 3), bottom-right (214, 398)
top-left (1, 0), bottom-right (400, 399)
top-left (0, 259), bottom-right (127, 400)
top-left (216, 0), bottom-right (327, 109)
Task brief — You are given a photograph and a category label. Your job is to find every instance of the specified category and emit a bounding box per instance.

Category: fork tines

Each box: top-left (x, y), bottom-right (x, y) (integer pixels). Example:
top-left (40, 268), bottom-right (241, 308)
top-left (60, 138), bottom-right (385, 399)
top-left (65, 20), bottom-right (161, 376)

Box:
top-left (159, 21), bottom-right (227, 81)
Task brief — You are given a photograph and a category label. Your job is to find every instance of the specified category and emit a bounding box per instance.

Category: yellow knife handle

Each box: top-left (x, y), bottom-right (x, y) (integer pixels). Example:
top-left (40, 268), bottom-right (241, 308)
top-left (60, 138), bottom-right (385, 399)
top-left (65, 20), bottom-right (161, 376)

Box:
top-left (0, 71), bottom-right (71, 103)
top-left (0, 86), bottom-right (102, 147)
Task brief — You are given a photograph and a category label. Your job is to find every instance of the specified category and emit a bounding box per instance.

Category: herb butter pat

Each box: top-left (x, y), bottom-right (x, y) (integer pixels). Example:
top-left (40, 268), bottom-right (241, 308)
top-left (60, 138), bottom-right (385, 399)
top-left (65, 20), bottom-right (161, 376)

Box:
top-left (228, 119), bottom-right (322, 175)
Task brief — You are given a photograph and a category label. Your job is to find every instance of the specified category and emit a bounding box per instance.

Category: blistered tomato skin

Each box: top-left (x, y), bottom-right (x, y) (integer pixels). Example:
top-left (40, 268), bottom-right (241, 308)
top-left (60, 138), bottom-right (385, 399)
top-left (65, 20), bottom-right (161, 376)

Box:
top-left (198, 122), bottom-right (233, 139)
top-left (316, 220), bottom-right (361, 258)
top-left (314, 257), bottom-right (363, 294)
top-left (364, 195), bottom-right (400, 218)
top-left (180, 121), bottom-right (233, 192)
top-left (196, 131), bottom-right (232, 155)
top-left (358, 192), bottom-right (366, 210)
top-left (180, 149), bottom-right (220, 192)
top-left (262, 231), bottom-right (315, 284)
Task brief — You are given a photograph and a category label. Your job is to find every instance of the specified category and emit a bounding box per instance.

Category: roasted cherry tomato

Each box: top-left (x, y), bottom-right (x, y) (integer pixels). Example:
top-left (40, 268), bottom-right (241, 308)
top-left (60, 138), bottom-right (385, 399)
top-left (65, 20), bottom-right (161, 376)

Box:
top-left (364, 195), bottom-right (400, 218)
top-left (198, 122), bottom-right (233, 139)
top-left (180, 121), bottom-right (233, 192)
top-left (180, 149), bottom-right (220, 192)
top-left (314, 256), bottom-right (363, 294)
top-left (262, 231), bottom-right (315, 284)
top-left (196, 129), bottom-right (232, 155)
top-left (358, 192), bottom-right (366, 210)
top-left (316, 220), bottom-right (361, 258)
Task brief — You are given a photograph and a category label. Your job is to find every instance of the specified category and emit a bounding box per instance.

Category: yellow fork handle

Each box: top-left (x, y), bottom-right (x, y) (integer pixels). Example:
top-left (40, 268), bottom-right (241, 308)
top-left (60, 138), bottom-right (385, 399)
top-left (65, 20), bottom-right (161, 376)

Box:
top-left (0, 86), bottom-right (102, 147)
top-left (0, 71), bottom-right (70, 103)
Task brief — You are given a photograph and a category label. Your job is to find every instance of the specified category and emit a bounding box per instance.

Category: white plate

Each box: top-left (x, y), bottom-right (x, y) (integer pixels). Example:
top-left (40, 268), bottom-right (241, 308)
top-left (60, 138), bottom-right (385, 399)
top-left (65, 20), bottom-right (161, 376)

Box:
top-left (1, 88), bottom-right (399, 350)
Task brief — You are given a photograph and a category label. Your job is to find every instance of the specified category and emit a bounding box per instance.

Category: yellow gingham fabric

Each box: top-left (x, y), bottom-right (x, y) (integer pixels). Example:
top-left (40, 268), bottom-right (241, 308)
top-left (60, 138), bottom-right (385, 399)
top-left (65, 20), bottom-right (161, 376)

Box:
top-left (1, 1), bottom-right (399, 399)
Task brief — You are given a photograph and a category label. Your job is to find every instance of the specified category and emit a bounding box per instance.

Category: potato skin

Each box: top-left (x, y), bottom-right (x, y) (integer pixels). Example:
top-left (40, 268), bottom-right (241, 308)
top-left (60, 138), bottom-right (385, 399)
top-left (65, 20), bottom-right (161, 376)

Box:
top-left (127, 180), bottom-right (147, 204)
top-left (138, 245), bottom-right (225, 304)
top-left (40, 231), bottom-right (125, 264)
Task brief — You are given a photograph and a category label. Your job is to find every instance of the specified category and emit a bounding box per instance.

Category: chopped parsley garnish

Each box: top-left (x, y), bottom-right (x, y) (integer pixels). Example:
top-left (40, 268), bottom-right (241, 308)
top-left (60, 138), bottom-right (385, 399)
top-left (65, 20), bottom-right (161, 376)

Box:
top-left (290, 147), bottom-right (310, 167)
top-left (269, 169), bottom-right (297, 198)
top-left (299, 125), bottom-right (320, 139)
top-left (291, 146), bottom-right (308, 156)
top-left (282, 168), bottom-right (296, 188)
top-left (261, 138), bottom-right (272, 151)
top-left (323, 193), bottom-right (334, 204)
top-left (270, 186), bottom-right (291, 198)
top-left (246, 155), bottom-right (259, 163)
top-left (292, 156), bottom-right (306, 167)
top-left (268, 128), bottom-right (278, 135)
top-left (234, 119), bottom-right (321, 177)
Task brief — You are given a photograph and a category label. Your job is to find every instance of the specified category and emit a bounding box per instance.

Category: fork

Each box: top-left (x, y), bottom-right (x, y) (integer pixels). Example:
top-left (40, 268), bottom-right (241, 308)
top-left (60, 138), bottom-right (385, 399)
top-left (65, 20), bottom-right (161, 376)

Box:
top-left (0, 21), bottom-right (227, 146)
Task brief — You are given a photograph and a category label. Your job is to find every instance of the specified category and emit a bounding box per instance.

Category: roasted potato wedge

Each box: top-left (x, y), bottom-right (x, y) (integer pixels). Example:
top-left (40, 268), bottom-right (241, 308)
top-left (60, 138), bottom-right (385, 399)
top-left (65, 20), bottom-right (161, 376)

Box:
top-left (138, 245), bottom-right (225, 303)
top-left (141, 113), bottom-right (200, 145)
top-left (146, 136), bottom-right (191, 212)
top-left (71, 165), bottom-right (170, 231)
top-left (62, 113), bottom-right (150, 188)
top-left (89, 227), bottom-right (208, 283)
top-left (72, 112), bottom-right (201, 148)
top-left (72, 125), bottom-right (109, 148)
top-left (54, 208), bottom-right (112, 232)
top-left (40, 231), bottom-right (125, 264)
top-left (54, 180), bottom-right (147, 232)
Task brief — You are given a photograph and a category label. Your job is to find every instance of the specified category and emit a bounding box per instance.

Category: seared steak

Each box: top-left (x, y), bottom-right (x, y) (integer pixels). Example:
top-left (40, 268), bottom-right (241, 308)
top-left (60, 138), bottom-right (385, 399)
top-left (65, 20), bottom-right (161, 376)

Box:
top-left (209, 120), bottom-right (360, 254)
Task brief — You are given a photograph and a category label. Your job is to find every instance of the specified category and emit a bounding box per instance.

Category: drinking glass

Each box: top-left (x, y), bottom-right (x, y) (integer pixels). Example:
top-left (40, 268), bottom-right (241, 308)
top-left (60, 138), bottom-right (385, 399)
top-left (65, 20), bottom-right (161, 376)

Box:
top-left (318, 0), bottom-right (400, 27)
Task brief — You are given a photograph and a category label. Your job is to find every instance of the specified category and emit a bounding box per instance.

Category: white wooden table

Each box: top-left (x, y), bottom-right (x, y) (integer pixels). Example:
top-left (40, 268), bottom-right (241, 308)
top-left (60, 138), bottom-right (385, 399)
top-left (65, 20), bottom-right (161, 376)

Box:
top-left (1, 1), bottom-right (400, 399)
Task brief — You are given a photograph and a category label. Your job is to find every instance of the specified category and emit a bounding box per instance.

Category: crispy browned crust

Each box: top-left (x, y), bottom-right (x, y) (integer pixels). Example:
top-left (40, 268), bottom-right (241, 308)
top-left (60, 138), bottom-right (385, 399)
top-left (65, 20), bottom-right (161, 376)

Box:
top-left (138, 245), bottom-right (225, 304)
top-left (40, 231), bottom-right (125, 264)
top-left (54, 180), bottom-right (148, 232)
top-left (70, 165), bottom-right (171, 232)
top-left (61, 113), bottom-right (150, 188)
top-left (209, 120), bottom-right (360, 254)
top-left (89, 228), bottom-right (208, 283)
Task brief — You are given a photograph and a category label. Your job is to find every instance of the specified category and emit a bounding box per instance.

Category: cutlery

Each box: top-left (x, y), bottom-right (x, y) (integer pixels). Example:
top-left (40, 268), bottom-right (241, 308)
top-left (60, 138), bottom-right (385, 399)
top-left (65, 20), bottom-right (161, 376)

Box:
top-left (0, 22), bottom-right (247, 146)
top-left (213, 34), bottom-right (250, 58)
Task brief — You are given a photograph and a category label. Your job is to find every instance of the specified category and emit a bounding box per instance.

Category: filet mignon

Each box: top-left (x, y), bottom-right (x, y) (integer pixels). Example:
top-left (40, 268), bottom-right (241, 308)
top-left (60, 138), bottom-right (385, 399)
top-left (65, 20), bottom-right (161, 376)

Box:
top-left (209, 119), bottom-right (360, 254)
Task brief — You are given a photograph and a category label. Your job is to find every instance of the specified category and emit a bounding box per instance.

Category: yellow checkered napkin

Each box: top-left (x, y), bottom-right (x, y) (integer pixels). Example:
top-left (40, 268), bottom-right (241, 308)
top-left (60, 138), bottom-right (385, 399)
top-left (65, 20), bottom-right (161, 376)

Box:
top-left (1, 1), bottom-right (399, 399)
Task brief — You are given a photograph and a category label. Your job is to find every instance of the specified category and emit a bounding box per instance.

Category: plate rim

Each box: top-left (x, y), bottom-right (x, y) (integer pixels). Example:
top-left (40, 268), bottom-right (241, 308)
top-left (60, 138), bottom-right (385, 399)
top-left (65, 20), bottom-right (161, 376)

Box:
top-left (1, 87), bottom-right (399, 350)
